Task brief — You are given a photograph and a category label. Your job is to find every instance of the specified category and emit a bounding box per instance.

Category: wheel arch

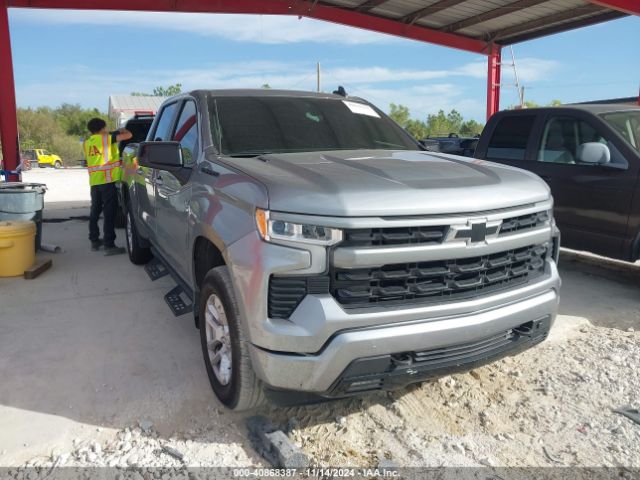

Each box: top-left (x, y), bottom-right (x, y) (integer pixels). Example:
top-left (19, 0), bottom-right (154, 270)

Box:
top-left (192, 236), bottom-right (227, 328)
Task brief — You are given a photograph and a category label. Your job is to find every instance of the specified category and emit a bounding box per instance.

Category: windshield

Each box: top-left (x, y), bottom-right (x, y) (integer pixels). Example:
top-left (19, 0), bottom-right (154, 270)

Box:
top-left (208, 96), bottom-right (419, 156)
top-left (600, 110), bottom-right (640, 153)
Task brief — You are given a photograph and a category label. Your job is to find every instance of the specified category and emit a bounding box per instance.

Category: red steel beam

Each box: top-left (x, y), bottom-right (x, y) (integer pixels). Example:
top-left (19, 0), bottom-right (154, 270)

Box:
top-left (0, 0), bottom-right (20, 181)
top-left (6, 0), bottom-right (489, 54)
top-left (586, 0), bottom-right (640, 15)
top-left (486, 45), bottom-right (501, 120)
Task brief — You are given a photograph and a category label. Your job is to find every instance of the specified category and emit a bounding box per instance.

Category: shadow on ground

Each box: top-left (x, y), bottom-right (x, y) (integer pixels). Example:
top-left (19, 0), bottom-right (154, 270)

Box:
top-left (558, 249), bottom-right (640, 331)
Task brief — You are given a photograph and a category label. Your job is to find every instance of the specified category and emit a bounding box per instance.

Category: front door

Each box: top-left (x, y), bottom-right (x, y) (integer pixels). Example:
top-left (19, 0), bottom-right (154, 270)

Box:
top-left (526, 113), bottom-right (638, 258)
top-left (154, 99), bottom-right (198, 282)
top-left (139, 101), bottom-right (180, 238)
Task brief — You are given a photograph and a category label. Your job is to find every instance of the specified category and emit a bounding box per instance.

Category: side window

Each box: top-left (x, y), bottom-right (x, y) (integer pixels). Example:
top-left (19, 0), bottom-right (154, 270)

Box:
top-left (486, 115), bottom-right (535, 161)
top-left (538, 116), bottom-right (618, 166)
top-left (152, 102), bottom-right (179, 141)
top-left (172, 101), bottom-right (198, 165)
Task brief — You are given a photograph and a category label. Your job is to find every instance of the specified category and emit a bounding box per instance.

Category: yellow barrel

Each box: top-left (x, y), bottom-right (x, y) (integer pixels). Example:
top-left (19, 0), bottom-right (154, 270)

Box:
top-left (0, 220), bottom-right (36, 277)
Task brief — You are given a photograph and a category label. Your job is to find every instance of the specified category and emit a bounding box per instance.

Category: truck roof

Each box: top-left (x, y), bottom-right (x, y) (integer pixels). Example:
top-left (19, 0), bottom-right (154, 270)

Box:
top-left (495, 103), bottom-right (640, 116)
top-left (176, 88), bottom-right (364, 102)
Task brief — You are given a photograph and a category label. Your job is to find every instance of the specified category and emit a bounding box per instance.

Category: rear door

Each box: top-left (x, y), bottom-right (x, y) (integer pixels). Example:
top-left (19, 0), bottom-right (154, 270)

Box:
top-left (154, 99), bottom-right (198, 281)
top-left (137, 101), bottom-right (180, 237)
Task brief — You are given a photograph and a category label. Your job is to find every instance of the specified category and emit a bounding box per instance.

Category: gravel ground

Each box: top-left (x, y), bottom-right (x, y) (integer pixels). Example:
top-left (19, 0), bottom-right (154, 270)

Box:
top-left (2, 170), bottom-right (638, 473)
top-left (6, 318), bottom-right (638, 474)
top-left (279, 320), bottom-right (640, 468)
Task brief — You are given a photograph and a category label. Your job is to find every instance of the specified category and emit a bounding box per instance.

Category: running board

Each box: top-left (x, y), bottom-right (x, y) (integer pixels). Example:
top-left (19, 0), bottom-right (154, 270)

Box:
top-left (144, 257), bottom-right (169, 281)
top-left (164, 285), bottom-right (193, 317)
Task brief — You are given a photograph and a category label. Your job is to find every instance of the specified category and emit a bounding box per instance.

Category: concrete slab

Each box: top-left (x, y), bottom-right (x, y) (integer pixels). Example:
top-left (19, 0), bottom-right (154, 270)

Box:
top-left (1, 170), bottom-right (638, 467)
top-left (0, 220), bottom-right (254, 465)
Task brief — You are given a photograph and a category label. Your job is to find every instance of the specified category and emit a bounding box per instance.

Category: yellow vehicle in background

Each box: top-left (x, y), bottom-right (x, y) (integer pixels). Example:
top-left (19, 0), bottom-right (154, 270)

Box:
top-left (23, 149), bottom-right (63, 169)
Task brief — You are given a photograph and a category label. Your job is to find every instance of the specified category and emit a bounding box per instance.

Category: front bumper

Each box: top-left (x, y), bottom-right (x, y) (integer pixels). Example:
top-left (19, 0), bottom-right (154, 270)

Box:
top-left (249, 283), bottom-right (558, 393)
top-left (224, 202), bottom-right (561, 394)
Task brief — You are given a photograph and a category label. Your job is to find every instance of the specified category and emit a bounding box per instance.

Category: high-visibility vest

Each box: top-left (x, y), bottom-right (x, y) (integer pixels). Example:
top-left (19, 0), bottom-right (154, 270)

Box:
top-left (83, 133), bottom-right (122, 186)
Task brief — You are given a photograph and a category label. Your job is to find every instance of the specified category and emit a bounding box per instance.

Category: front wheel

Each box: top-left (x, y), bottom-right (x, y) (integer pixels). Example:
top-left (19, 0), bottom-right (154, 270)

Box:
top-left (199, 266), bottom-right (265, 410)
top-left (125, 207), bottom-right (152, 265)
top-left (53, 160), bottom-right (62, 169)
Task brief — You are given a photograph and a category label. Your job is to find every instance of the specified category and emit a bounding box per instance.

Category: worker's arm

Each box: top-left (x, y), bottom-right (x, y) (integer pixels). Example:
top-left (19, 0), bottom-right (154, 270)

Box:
top-left (111, 128), bottom-right (133, 143)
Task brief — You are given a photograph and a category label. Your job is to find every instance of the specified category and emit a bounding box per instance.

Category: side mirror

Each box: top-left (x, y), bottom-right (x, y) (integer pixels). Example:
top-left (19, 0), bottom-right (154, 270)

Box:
top-left (138, 141), bottom-right (183, 170)
top-left (576, 142), bottom-right (610, 165)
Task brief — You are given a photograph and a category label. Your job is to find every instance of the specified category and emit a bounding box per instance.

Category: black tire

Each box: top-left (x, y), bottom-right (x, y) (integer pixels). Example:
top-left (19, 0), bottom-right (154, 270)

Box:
top-left (125, 207), bottom-right (152, 265)
top-left (199, 266), bottom-right (265, 410)
top-left (54, 160), bottom-right (62, 169)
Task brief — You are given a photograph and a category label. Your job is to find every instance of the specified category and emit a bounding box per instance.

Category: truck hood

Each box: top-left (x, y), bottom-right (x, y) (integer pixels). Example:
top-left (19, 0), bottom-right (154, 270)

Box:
top-left (221, 150), bottom-right (550, 217)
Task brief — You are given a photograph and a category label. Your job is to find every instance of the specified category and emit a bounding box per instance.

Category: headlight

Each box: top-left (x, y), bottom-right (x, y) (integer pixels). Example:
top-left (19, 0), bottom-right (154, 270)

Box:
top-left (255, 209), bottom-right (342, 246)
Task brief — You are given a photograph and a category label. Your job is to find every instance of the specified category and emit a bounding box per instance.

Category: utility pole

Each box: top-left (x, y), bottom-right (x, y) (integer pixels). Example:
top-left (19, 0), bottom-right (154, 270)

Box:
top-left (509, 46), bottom-right (525, 108)
top-left (316, 62), bottom-right (321, 93)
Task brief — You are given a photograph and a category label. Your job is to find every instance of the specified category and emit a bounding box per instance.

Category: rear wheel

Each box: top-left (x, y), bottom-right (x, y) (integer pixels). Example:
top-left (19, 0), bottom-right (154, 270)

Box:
top-left (125, 207), bottom-right (152, 265)
top-left (199, 266), bottom-right (265, 410)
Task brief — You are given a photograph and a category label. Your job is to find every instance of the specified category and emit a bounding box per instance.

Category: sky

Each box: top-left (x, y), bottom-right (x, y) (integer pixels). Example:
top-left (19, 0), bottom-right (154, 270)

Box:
top-left (7, 8), bottom-right (640, 122)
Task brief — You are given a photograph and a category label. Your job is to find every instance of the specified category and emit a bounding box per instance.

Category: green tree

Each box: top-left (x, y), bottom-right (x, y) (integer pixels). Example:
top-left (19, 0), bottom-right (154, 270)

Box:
top-left (425, 110), bottom-right (451, 136)
top-left (387, 104), bottom-right (484, 140)
top-left (17, 104), bottom-right (110, 166)
top-left (405, 119), bottom-right (428, 140)
top-left (54, 103), bottom-right (109, 137)
top-left (261, 83), bottom-right (271, 89)
top-left (388, 103), bottom-right (410, 128)
top-left (131, 83), bottom-right (182, 97)
top-left (446, 109), bottom-right (463, 133)
top-left (459, 119), bottom-right (484, 136)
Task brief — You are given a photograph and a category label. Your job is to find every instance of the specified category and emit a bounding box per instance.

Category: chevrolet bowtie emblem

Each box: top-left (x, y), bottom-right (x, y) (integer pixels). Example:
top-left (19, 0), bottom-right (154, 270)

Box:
top-left (448, 219), bottom-right (502, 244)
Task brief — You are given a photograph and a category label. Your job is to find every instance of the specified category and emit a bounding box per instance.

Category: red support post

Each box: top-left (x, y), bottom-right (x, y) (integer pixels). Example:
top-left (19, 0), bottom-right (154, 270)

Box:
top-left (0, 0), bottom-right (19, 181)
top-left (486, 44), bottom-right (502, 121)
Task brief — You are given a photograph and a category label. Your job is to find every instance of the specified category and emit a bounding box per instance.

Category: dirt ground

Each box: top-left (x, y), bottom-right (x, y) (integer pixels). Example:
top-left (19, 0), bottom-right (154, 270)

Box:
top-left (0, 169), bottom-right (638, 470)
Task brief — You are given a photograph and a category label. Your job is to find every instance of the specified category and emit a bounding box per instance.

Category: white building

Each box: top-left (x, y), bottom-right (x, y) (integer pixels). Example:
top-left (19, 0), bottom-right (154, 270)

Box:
top-left (108, 95), bottom-right (167, 127)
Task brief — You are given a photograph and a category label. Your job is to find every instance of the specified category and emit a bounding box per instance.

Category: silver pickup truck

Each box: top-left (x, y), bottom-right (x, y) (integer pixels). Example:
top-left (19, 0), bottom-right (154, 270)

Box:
top-left (120, 89), bottom-right (561, 410)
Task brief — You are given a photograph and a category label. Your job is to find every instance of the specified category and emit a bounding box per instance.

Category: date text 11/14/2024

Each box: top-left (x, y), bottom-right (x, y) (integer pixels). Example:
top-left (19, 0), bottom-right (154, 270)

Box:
top-left (232, 468), bottom-right (400, 478)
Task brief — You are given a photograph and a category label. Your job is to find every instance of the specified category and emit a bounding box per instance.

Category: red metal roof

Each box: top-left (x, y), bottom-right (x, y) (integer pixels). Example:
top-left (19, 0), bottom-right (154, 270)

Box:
top-left (6, 0), bottom-right (634, 53)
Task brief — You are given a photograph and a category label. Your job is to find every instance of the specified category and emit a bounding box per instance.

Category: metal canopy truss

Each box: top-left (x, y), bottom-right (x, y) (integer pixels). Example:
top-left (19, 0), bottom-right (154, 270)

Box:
top-left (1, 0), bottom-right (637, 180)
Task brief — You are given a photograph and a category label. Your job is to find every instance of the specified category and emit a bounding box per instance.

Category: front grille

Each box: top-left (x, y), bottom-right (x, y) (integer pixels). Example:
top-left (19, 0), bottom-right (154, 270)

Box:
top-left (413, 329), bottom-right (515, 365)
top-left (342, 225), bottom-right (448, 247)
top-left (341, 210), bottom-right (548, 249)
top-left (330, 244), bottom-right (547, 308)
top-left (500, 211), bottom-right (549, 235)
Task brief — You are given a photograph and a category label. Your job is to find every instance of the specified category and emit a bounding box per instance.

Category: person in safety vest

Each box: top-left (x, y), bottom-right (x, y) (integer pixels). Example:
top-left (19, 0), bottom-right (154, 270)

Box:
top-left (84, 118), bottom-right (132, 255)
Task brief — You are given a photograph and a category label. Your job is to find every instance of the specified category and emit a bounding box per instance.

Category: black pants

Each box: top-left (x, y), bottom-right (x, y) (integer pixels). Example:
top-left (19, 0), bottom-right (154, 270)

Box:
top-left (89, 183), bottom-right (118, 247)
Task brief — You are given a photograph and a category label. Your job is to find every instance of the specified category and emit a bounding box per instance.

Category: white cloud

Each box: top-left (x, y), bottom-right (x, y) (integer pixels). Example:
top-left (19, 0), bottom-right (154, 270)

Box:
top-left (347, 85), bottom-right (485, 120)
top-left (9, 9), bottom-right (396, 45)
top-left (456, 57), bottom-right (561, 83)
top-left (15, 61), bottom-right (490, 119)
